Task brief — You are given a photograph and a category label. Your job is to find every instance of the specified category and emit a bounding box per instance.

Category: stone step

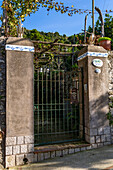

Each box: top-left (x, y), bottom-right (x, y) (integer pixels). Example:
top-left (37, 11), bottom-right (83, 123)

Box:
top-left (34, 142), bottom-right (91, 162)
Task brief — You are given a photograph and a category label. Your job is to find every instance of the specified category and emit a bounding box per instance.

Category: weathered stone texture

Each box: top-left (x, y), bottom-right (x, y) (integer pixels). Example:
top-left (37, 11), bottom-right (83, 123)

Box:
top-left (56, 150), bottom-right (62, 157)
top-left (92, 144), bottom-right (97, 149)
top-left (90, 129), bottom-right (98, 136)
top-left (97, 143), bottom-right (104, 147)
top-left (50, 151), bottom-right (55, 158)
top-left (0, 37), bottom-right (6, 167)
top-left (69, 148), bottom-right (74, 154)
top-left (6, 137), bottom-right (16, 146)
top-left (6, 146), bottom-right (12, 156)
top-left (44, 152), bottom-right (50, 160)
top-left (34, 154), bottom-right (37, 162)
top-left (104, 142), bottom-right (111, 145)
top-left (108, 52), bottom-right (113, 144)
top-left (90, 136), bottom-right (95, 144)
top-left (17, 136), bottom-right (24, 145)
top-left (98, 127), bottom-right (104, 135)
top-left (20, 145), bottom-right (28, 154)
top-left (25, 153), bottom-right (35, 163)
top-left (75, 148), bottom-right (80, 152)
top-left (96, 136), bottom-right (101, 143)
top-left (37, 153), bottom-right (44, 162)
top-left (25, 136), bottom-right (34, 144)
top-left (104, 127), bottom-right (111, 135)
top-left (105, 135), bottom-right (111, 142)
top-left (81, 147), bottom-right (86, 151)
top-left (28, 144), bottom-right (34, 152)
top-left (5, 135), bottom-right (34, 168)
top-left (6, 155), bottom-right (15, 168)
top-left (87, 146), bottom-right (92, 150)
top-left (63, 149), bottom-right (68, 155)
top-left (13, 145), bottom-right (20, 155)
top-left (16, 154), bottom-right (24, 166)
top-left (101, 135), bottom-right (106, 142)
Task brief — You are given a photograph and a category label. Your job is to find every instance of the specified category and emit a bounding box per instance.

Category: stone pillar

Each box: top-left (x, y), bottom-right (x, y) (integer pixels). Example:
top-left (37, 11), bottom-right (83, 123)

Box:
top-left (78, 45), bottom-right (111, 147)
top-left (5, 37), bottom-right (34, 168)
top-left (108, 51), bottom-right (113, 142)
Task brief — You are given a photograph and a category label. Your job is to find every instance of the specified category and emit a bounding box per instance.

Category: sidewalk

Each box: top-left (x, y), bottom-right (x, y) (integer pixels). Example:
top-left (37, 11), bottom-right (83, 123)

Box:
top-left (7, 145), bottom-right (113, 170)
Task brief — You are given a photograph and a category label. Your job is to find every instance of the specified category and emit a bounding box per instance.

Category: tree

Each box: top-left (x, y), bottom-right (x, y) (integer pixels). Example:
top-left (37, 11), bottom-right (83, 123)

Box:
top-left (1, 0), bottom-right (83, 36)
top-left (95, 14), bottom-right (113, 49)
top-left (25, 29), bottom-right (44, 41)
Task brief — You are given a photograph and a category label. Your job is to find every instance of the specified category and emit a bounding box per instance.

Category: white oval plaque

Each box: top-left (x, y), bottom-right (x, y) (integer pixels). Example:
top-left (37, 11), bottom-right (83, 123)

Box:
top-left (92, 59), bottom-right (103, 67)
top-left (95, 68), bottom-right (101, 74)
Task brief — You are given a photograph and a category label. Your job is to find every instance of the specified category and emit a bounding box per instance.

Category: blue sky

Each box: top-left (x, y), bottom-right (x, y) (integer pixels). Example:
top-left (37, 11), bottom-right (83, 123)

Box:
top-left (0, 0), bottom-right (113, 36)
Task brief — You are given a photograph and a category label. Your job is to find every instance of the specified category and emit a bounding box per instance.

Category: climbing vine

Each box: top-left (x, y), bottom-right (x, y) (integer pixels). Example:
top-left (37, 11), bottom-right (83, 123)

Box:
top-left (107, 97), bottom-right (113, 125)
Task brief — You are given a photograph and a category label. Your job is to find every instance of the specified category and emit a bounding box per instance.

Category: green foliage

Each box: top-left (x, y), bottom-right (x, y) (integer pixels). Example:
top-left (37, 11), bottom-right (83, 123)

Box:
top-left (107, 97), bottom-right (113, 125)
top-left (98, 37), bottom-right (111, 43)
top-left (107, 112), bottom-right (113, 125)
top-left (72, 63), bottom-right (78, 69)
top-left (95, 14), bottom-right (113, 49)
top-left (0, 95), bottom-right (5, 101)
top-left (24, 29), bottom-right (44, 41)
top-left (24, 28), bottom-right (68, 43)
top-left (1, 0), bottom-right (88, 36)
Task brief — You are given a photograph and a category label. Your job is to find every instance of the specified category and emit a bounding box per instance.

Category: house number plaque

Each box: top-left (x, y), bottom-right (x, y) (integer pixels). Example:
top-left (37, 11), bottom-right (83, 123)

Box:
top-left (92, 59), bottom-right (103, 67)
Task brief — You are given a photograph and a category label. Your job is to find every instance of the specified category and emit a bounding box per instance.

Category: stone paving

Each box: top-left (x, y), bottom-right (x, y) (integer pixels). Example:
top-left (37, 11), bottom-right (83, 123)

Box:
top-left (4, 145), bottom-right (113, 170)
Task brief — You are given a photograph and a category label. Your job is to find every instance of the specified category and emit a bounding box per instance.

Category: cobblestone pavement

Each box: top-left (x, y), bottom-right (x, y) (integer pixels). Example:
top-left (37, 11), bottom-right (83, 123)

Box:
top-left (2, 145), bottom-right (113, 170)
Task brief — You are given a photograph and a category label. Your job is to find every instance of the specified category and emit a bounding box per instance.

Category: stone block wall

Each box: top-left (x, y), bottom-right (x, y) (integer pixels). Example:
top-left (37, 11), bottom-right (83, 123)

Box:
top-left (108, 51), bottom-right (113, 97)
top-left (108, 51), bottom-right (113, 112)
top-left (85, 126), bottom-right (112, 147)
top-left (5, 135), bottom-right (34, 167)
top-left (0, 37), bottom-right (6, 167)
top-left (108, 51), bottom-right (113, 142)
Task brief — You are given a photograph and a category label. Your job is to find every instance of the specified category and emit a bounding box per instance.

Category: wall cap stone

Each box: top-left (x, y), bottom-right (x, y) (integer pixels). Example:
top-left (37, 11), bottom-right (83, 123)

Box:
top-left (78, 45), bottom-right (107, 57)
top-left (77, 51), bottom-right (108, 61)
top-left (5, 44), bottom-right (34, 52)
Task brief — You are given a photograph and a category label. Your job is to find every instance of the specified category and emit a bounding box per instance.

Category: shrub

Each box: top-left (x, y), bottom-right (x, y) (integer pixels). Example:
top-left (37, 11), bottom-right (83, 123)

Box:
top-left (98, 37), bottom-right (111, 43)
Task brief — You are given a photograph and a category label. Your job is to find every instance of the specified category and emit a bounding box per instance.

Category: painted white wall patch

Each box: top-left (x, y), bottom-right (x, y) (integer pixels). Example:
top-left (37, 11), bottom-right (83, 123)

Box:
top-left (92, 59), bottom-right (103, 67)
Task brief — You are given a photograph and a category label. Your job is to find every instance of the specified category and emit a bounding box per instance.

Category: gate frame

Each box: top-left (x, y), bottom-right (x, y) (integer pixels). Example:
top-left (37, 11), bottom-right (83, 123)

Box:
top-left (34, 54), bottom-right (84, 146)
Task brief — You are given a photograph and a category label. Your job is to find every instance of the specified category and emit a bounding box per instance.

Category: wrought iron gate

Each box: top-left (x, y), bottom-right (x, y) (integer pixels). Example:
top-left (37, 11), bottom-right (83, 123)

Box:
top-left (34, 55), bottom-right (83, 146)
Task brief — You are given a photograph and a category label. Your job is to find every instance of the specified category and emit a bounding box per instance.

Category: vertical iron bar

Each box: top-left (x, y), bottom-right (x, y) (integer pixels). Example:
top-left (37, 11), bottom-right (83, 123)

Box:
top-left (77, 77), bottom-right (79, 137)
top-left (81, 68), bottom-right (85, 140)
top-left (42, 68), bottom-right (44, 133)
top-left (37, 69), bottom-right (39, 139)
top-left (66, 69), bottom-right (69, 131)
top-left (70, 70), bottom-right (73, 130)
top-left (62, 70), bottom-right (65, 131)
top-left (55, 71), bottom-right (57, 132)
top-left (58, 57), bottom-right (61, 132)
top-left (50, 68), bottom-right (52, 133)
top-left (74, 74), bottom-right (77, 135)
top-left (46, 68), bottom-right (48, 133)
